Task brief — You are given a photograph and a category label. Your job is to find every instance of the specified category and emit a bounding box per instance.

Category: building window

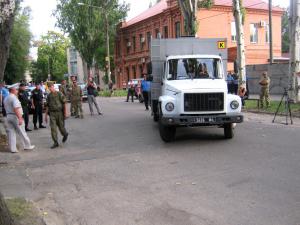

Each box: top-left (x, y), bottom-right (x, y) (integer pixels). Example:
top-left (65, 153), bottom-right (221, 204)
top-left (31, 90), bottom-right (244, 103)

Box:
top-left (265, 24), bottom-right (270, 43)
top-left (164, 26), bottom-right (168, 38)
top-left (250, 23), bottom-right (258, 43)
top-left (132, 36), bottom-right (136, 52)
top-left (155, 28), bottom-right (161, 38)
top-left (132, 66), bottom-right (136, 79)
top-left (126, 67), bottom-right (130, 81)
top-left (126, 38), bottom-right (130, 54)
top-left (147, 32), bottom-right (151, 49)
top-left (140, 34), bottom-right (144, 51)
top-left (70, 62), bottom-right (78, 75)
top-left (231, 22), bottom-right (236, 42)
top-left (70, 48), bottom-right (77, 62)
top-left (175, 22), bottom-right (181, 38)
top-left (139, 65), bottom-right (143, 77)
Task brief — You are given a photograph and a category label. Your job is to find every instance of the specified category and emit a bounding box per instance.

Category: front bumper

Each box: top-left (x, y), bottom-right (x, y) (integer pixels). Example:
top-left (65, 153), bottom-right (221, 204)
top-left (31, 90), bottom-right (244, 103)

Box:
top-left (160, 114), bottom-right (243, 126)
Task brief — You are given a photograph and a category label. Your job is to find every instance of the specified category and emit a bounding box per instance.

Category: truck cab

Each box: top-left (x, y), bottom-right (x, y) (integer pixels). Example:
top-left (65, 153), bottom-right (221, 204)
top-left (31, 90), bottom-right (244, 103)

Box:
top-left (150, 38), bottom-right (243, 142)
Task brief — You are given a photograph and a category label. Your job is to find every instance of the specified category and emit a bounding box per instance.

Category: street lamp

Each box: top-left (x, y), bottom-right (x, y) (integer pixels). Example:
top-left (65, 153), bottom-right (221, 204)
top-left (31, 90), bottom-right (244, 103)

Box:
top-left (77, 2), bottom-right (111, 82)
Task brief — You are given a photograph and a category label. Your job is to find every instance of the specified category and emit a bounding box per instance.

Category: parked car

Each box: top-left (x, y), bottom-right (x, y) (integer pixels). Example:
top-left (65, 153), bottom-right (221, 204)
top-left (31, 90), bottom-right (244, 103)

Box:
top-left (78, 83), bottom-right (88, 101)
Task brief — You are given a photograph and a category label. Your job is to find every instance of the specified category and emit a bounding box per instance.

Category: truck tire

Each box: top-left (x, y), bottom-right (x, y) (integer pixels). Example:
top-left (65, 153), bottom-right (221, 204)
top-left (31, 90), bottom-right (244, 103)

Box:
top-left (224, 123), bottom-right (234, 139)
top-left (159, 121), bottom-right (176, 142)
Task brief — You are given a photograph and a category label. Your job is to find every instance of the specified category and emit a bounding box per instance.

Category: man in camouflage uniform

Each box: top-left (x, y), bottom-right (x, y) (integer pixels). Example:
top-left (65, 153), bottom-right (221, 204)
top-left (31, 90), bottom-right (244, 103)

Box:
top-left (259, 71), bottom-right (271, 108)
top-left (59, 80), bottom-right (68, 97)
top-left (45, 83), bottom-right (69, 149)
top-left (70, 80), bottom-right (83, 119)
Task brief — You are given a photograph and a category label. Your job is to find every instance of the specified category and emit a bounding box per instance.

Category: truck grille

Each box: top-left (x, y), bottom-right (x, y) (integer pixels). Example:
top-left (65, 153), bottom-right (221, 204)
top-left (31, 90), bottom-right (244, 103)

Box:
top-left (184, 93), bottom-right (224, 112)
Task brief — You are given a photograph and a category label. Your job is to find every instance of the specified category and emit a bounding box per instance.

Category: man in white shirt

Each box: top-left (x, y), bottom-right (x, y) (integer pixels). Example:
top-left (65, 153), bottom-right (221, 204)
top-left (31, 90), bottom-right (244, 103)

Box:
top-left (4, 87), bottom-right (35, 153)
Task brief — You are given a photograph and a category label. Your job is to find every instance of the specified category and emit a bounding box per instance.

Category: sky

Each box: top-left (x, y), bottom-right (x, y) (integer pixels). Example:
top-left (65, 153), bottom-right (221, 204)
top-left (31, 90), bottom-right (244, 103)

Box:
top-left (22, 0), bottom-right (289, 58)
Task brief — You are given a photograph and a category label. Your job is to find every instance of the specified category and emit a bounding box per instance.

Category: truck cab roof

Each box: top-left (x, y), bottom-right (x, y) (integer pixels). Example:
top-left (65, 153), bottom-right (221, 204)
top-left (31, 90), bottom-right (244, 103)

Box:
top-left (166, 55), bottom-right (222, 60)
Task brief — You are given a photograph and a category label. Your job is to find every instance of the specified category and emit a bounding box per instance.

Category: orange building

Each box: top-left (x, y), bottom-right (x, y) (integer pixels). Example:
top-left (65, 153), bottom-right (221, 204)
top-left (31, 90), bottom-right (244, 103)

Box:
top-left (114, 0), bottom-right (284, 88)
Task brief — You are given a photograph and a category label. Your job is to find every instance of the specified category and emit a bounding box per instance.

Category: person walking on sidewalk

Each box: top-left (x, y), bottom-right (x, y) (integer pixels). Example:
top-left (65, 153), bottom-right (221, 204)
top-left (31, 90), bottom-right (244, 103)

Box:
top-left (70, 80), bottom-right (84, 119)
top-left (259, 71), bottom-right (271, 108)
top-left (141, 74), bottom-right (151, 110)
top-left (44, 83), bottom-right (69, 149)
top-left (18, 83), bottom-right (31, 132)
top-left (4, 87), bottom-right (35, 153)
top-left (86, 80), bottom-right (102, 116)
top-left (126, 79), bottom-right (135, 102)
top-left (31, 83), bottom-right (46, 129)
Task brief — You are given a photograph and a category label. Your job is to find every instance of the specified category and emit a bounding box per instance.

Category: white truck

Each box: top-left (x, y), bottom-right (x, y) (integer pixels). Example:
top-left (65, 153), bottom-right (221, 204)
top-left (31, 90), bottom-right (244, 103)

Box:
top-left (150, 38), bottom-right (243, 142)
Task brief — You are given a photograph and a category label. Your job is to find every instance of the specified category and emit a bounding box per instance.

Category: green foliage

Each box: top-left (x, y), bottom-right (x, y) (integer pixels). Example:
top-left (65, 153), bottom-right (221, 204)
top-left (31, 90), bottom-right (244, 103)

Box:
top-left (31, 31), bottom-right (70, 83)
top-left (245, 100), bottom-right (300, 114)
top-left (99, 89), bottom-right (127, 97)
top-left (178, 0), bottom-right (213, 36)
top-left (282, 9), bottom-right (289, 53)
top-left (54, 0), bottom-right (129, 72)
top-left (4, 7), bottom-right (32, 84)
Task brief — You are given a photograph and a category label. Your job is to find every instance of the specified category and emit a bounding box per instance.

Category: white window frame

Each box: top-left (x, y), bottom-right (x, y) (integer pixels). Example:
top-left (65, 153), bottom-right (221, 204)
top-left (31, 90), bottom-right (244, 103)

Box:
top-left (265, 24), bottom-right (270, 43)
top-left (231, 22), bottom-right (236, 42)
top-left (250, 23), bottom-right (258, 44)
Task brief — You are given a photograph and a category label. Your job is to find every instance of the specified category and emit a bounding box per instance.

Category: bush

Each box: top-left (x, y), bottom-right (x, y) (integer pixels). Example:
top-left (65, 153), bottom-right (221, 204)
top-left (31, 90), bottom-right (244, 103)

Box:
top-left (99, 89), bottom-right (127, 97)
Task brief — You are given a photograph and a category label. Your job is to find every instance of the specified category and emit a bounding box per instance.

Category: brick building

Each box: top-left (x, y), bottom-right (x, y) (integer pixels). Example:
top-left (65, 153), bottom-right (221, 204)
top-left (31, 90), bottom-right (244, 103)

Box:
top-left (114, 0), bottom-right (284, 88)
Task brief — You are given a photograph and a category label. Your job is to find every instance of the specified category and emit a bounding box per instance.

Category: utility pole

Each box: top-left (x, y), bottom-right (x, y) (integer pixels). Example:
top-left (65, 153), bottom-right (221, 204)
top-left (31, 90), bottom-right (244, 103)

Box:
top-left (233, 0), bottom-right (246, 92)
top-left (289, 0), bottom-right (300, 102)
top-left (269, 0), bottom-right (273, 64)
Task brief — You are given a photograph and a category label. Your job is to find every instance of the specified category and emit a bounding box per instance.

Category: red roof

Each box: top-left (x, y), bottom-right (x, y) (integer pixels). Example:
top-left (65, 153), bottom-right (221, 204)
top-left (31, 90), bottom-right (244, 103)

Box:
top-left (123, 0), bottom-right (168, 28)
top-left (214, 0), bottom-right (284, 11)
top-left (123, 0), bottom-right (284, 28)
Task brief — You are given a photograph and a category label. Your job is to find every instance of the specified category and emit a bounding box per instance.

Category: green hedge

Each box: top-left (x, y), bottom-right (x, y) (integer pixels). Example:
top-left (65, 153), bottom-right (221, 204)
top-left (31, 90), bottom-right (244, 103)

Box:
top-left (99, 89), bottom-right (127, 97)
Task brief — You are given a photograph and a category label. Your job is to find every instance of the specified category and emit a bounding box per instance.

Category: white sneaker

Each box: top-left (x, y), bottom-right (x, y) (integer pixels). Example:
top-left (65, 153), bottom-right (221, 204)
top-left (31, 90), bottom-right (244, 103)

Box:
top-left (11, 150), bottom-right (19, 154)
top-left (24, 145), bottom-right (35, 150)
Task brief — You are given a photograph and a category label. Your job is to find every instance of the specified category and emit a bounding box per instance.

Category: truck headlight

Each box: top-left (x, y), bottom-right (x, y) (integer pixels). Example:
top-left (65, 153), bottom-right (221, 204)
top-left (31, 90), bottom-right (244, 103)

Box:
top-left (230, 100), bottom-right (239, 110)
top-left (165, 102), bottom-right (175, 112)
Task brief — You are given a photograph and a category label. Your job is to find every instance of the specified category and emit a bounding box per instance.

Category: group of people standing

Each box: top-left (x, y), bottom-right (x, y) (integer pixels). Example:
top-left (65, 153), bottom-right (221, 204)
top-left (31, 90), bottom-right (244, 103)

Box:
top-left (126, 74), bottom-right (151, 111)
top-left (0, 77), bottom-right (104, 153)
top-left (227, 71), bottom-right (271, 108)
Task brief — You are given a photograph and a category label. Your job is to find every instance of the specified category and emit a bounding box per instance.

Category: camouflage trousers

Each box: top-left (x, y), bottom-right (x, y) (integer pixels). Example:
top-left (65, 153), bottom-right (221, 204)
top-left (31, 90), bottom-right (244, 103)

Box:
top-left (50, 111), bottom-right (68, 144)
top-left (72, 100), bottom-right (83, 118)
top-left (260, 87), bottom-right (270, 108)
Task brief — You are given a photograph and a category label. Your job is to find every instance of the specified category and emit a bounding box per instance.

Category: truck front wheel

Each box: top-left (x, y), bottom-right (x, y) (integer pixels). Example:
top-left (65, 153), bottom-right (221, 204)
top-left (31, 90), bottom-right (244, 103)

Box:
top-left (159, 122), bottom-right (176, 142)
top-left (224, 123), bottom-right (234, 139)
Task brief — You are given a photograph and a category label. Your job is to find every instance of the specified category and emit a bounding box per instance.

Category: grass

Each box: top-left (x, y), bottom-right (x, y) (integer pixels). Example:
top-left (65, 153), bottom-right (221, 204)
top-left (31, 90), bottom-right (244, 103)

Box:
top-left (99, 89), bottom-right (127, 97)
top-left (245, 99), bottom-right (300, 116)
top-left (5, 198), bottom-right (44, 225)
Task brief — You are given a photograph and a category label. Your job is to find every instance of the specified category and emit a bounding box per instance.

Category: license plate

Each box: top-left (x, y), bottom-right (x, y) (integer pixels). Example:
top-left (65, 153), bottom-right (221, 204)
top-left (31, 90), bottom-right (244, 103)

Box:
top-left (193, 117), bottom-right (216, 123)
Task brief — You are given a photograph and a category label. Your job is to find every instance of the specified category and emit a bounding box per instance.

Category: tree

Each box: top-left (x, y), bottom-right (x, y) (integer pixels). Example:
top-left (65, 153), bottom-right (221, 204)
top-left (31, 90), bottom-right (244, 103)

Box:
top-left (282, 8), bottom-right (289, 53)
top-left (177, 0), bottom-right (213, 36)
top-left (54, 0), bottom-right (129, 80)
top-left (4, 6), bottom-right (32, 84)
top-left (0, 0), bottom-right (20, 82)
top-left (31, 31), bottom-right (70, 82)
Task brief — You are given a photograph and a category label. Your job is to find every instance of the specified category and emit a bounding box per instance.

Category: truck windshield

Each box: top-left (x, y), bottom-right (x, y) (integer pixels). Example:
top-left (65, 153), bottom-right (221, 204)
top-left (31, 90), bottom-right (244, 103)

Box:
top-left (167, 58), bottom-right (222, 80)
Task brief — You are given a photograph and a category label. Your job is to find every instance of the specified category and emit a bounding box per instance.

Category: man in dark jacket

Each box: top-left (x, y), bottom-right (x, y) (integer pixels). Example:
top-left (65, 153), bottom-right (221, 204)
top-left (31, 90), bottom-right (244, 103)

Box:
top-left (18, 83), bottom-right (32, 132)
top-left (31, 83), bottom-right (46, 130)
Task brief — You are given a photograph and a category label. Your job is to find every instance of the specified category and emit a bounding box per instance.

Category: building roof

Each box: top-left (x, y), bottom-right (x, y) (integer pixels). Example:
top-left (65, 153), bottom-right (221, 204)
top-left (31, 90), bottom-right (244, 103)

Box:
top-left (215, 0), bottom-right (284, 11)
top-left (123, 0), bottom-right (168, 28)
top-left (122, 0), bottom-right (284, 28)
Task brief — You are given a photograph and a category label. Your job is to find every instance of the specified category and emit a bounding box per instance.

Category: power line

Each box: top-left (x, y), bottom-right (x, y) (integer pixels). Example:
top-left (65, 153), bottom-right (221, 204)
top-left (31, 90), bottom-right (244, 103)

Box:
top-left (198, 2), bottom-right (269, 21)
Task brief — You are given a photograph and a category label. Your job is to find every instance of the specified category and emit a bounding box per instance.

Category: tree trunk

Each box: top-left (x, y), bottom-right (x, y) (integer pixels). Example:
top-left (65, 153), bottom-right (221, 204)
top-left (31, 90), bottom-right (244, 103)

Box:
top-left (233, 0), bottom-right (247, 93)
top-left (0, 0), bottom-right (17, 82)
top-left (0, 192), bottom-right (17, 225)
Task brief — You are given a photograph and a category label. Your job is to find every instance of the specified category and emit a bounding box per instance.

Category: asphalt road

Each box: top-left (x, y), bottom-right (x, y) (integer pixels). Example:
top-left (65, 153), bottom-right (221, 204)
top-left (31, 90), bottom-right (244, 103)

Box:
top-left (0, 97), bottom-right (300, 225)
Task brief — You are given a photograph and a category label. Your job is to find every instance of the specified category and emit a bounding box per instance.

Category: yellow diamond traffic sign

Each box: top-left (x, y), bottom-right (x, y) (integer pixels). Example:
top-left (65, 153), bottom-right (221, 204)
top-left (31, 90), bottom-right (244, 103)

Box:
top-left (218, 41), bottom-right (226, 49)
